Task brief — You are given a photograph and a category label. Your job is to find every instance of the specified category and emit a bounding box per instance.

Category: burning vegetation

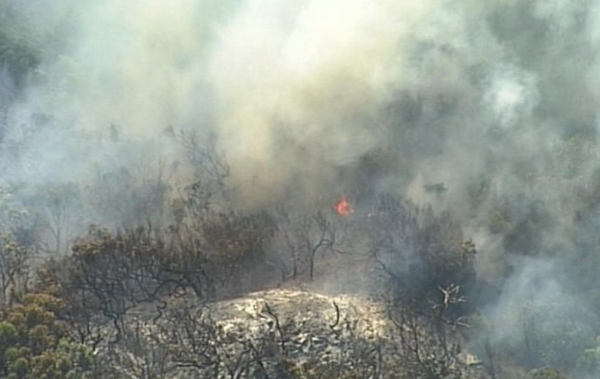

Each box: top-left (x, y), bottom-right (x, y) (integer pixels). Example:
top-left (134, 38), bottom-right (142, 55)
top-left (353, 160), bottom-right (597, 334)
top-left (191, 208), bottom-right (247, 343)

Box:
top-left (335, 196), bottom-right (354, 217)
top-left (2, 1), bottom-right (600, 378)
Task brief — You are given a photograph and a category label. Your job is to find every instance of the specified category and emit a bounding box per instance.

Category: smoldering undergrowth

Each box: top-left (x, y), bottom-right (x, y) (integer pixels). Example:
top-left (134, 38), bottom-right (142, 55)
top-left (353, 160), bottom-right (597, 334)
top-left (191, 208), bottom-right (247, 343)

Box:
top-left (2, 0), bottom-right (600, 377)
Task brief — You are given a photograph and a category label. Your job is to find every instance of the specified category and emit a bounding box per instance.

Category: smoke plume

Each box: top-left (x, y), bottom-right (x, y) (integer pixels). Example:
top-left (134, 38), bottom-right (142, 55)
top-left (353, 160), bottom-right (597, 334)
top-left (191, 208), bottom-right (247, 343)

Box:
top-left (3, 0), bottom-right (600, 375)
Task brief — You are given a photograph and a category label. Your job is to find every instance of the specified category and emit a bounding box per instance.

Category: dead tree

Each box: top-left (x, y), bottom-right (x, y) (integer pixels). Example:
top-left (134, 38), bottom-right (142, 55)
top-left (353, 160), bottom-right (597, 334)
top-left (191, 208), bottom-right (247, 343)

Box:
top-left (274, 209), bottom-right (341, 281)
top-left (272, 207), bottom-right (302, 281)
top-left (429, 283), bottom-right (468, 353)
top-left (389, 305), bottom-right (465, 379)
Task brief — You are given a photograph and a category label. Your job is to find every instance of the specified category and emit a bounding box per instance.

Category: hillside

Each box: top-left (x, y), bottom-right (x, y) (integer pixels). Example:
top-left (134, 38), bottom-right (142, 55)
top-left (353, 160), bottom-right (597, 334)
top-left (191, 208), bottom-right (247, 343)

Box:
top-left (96, 288), bottom-right (488, 379)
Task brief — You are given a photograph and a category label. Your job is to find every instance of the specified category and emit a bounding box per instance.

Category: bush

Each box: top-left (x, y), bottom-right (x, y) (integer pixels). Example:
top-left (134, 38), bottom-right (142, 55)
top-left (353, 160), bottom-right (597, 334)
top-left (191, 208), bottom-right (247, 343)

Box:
top-left (0, 293), bottom-right (92, 378)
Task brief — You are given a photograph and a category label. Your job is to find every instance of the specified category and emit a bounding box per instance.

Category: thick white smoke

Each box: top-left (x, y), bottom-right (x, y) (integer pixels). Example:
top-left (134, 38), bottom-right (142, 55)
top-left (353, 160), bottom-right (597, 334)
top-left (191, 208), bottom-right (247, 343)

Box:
top-left (0, 0), bottom-right (596, 271)
top-left (3, 2), bottom-right (600, 375)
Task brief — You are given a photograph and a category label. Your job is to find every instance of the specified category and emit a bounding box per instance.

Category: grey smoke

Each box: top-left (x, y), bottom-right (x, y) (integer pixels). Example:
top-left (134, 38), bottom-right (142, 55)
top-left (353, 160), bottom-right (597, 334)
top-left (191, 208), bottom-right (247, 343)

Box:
top-left (2, 0), bottom-right (600, 375)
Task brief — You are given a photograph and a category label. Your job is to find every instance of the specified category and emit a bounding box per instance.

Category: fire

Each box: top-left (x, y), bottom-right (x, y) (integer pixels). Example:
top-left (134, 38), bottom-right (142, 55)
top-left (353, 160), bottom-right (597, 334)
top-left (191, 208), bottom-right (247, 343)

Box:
top-left (335, 196), bottom-right (354, 216)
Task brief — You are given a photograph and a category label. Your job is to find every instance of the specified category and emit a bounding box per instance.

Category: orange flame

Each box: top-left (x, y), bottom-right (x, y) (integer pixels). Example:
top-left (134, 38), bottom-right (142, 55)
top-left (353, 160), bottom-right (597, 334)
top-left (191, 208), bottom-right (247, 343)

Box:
top-left (335, 196), bottom-right (354, 216)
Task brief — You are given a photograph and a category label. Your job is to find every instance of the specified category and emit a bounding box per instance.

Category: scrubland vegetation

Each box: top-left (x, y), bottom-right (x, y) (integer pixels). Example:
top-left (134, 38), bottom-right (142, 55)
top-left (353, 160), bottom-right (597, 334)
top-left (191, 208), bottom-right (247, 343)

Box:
top-left (3, 1), bottom-right (600, 378)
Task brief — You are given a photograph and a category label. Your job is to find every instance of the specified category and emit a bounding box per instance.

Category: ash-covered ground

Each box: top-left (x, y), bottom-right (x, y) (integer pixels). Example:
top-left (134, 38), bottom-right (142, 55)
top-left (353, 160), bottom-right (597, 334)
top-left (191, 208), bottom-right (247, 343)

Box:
top-left (98, 288), bottom-right (486, 379)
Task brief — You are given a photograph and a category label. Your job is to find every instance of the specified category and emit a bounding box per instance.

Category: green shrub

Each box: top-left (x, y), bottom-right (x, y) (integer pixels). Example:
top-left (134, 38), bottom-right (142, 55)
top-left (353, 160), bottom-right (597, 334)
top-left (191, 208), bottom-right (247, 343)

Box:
top-left (0, 293), bottom-right (92, 378)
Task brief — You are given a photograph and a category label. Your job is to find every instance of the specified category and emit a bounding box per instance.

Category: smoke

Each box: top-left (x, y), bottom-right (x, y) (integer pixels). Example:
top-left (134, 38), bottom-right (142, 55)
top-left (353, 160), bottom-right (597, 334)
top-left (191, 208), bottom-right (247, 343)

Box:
top-left (0, 0), bottom-right (586, 211)
top-left (3, 0), bottom-right (600, 375)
